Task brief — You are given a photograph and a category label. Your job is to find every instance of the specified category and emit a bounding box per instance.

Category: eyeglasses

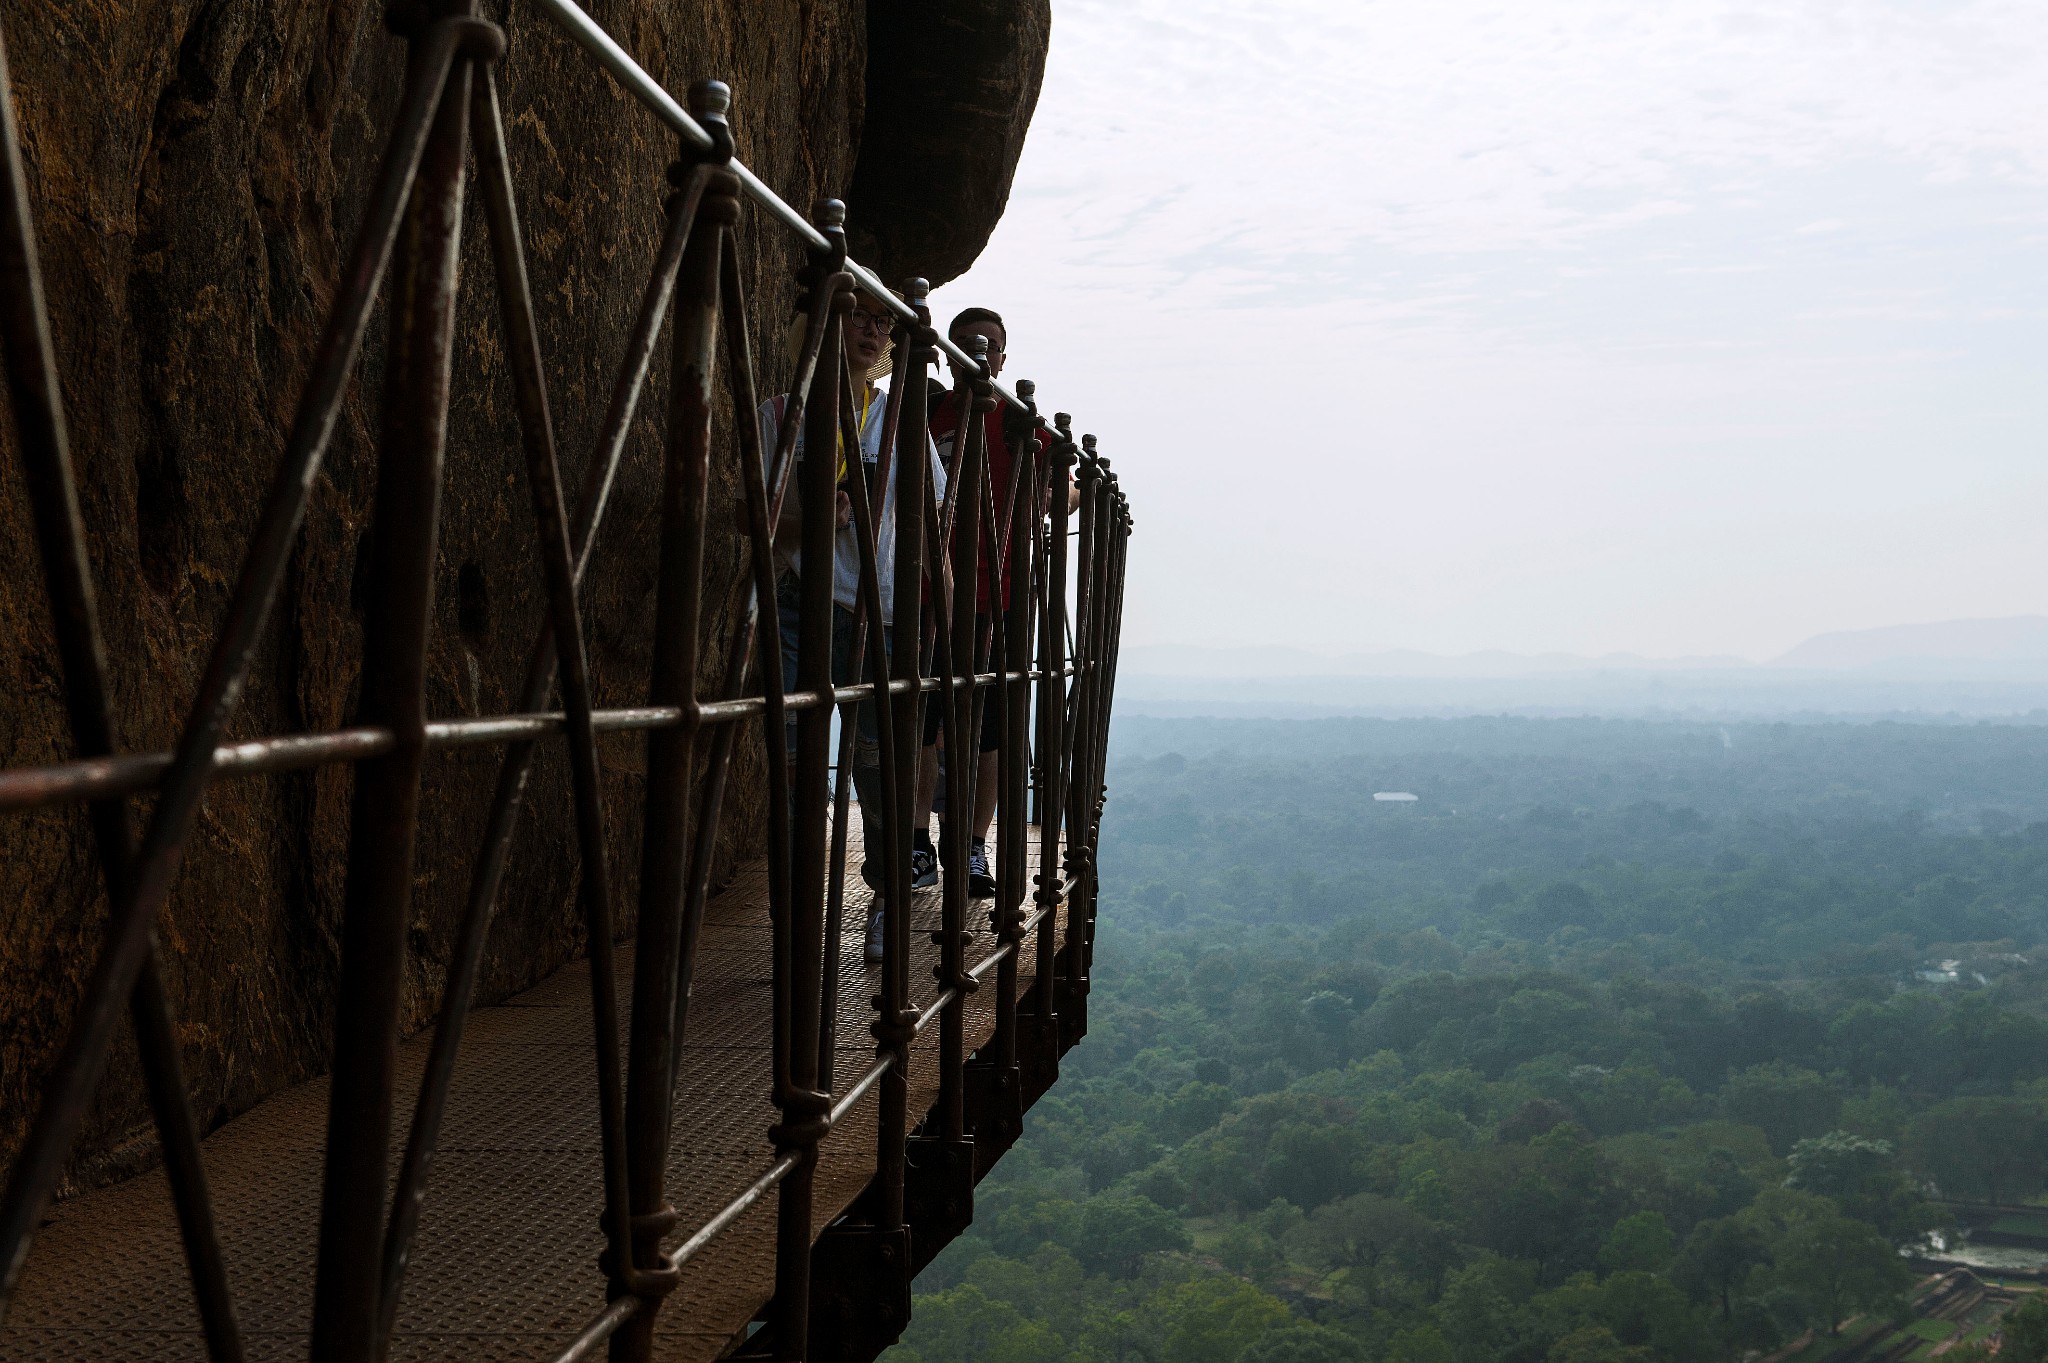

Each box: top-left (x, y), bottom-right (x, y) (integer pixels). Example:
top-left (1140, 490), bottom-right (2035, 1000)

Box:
top-left (847, 308), bottom-right (890, 337)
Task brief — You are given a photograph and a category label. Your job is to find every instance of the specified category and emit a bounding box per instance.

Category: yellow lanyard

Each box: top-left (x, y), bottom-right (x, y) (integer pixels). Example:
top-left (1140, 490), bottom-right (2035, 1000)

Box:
top-left (838, 384), bottom-right (875, 482)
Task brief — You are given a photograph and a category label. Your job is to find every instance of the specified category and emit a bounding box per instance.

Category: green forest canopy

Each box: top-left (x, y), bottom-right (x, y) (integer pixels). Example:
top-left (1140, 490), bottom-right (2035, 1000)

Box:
top-left (885, 717), bottom-right (2048, 1363)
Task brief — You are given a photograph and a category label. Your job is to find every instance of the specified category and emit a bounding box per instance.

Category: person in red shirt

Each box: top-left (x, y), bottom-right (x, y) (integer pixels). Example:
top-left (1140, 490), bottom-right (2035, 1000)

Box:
top-left (918, 307), bottom-right (1076, 900)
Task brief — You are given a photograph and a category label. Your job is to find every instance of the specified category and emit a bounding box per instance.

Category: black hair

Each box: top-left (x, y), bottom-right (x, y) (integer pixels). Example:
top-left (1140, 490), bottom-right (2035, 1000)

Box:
top-left (947, 306), bottom-right (1006, 342)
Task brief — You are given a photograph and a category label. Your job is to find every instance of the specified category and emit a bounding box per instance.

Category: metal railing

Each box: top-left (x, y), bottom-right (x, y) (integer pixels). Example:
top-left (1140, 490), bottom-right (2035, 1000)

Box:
top-left (0, 1), bottom-right (1131, 1360)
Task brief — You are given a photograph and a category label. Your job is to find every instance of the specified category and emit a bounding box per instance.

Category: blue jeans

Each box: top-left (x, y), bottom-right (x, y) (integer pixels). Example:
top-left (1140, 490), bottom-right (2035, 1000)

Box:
top-left (777, 576), bottom-right (893, 891)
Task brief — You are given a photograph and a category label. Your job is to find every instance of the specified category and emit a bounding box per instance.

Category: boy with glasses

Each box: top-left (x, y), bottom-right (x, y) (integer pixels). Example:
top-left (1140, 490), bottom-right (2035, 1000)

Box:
top-left (766, 290), bottom-right (948, 962)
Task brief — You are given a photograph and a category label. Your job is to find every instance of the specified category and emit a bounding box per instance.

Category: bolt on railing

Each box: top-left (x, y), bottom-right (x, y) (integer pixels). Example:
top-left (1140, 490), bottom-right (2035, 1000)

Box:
top-left (0, 3), bottom-right (1133, 1362)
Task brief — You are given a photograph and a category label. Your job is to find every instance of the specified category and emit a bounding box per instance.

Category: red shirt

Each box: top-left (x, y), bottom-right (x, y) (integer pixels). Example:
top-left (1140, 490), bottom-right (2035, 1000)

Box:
top-left (930, 393), bottom-right (1050, 613)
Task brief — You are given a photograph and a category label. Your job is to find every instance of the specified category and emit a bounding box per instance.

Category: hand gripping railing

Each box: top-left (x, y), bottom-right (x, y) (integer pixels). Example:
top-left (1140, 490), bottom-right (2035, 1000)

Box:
top-left (0, 2), bottom-right (1132, 1363)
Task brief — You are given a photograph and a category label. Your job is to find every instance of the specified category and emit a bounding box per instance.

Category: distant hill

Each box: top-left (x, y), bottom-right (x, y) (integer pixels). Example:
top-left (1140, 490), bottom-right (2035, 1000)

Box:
top-left (1126, 618), bottom-right (2048, 681)
top-left (1119, 622), bottom-right (2048, 717)
top-left (1773, 616), bottom-right (2048, 670)
top-left (1122, 643), bottom-right (1747, 679)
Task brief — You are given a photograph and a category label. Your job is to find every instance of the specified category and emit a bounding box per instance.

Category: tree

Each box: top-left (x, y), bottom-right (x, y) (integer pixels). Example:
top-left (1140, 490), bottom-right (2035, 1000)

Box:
top-left (960, 1248), bottom-right (1090, 1334)
top-left (1901, 1097), bottom-right (2048, 1204)
top-left (892, 1283), bottom-right (1068, 1363)
top-left (1384, 1324), bottom-right (1455, 1363)
top-left (1773, 1215), bottom-right (1910, 1335)
top-left (1784, 1130), bottom-right (1930, 1239)
top-left (2003, 1295), bottom-right (2048, 1363)
top-left (1075, 1193), bottom-right (1192, 1278)
top-left (1546, 1326), bottom-right (1651, 1363)
top-left (1147, 1277), bottom-right (1294, 1363)
top-left (1262, 1120), bottom-right (1367, 1209)
top-left (985, 1192), bottom-right (1081, 1260)
top-left (1720, 1062), bottom-right (1840, 1155)
top-left (1162, 1081), bottom-right (1237, 1142)
top-left (1083, 1123), bottom-right (1169, 1192)
top-left (1434, 1258), bottom-right (1527, 1363)
top-left (1216, 1201), bottom-right (1300, 1285)
top-left (1233, 1321), bottom-right (1364, 1363)
top-left (1598, 1211), bottom-right (1675, 1276)
top-left (1672, 1216), bottom-right (1769, 1321)
top-left (1499, 1098), bottom-right (1576, 1144)
top-left (1596, 1271), bottom-right (1711, 1361)
top-left (1290, 1193), bottom-right (1439, 1303)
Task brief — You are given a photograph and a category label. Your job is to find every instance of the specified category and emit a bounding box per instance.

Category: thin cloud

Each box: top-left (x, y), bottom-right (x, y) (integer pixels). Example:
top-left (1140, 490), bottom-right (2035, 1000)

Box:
top-left (929, 0), bottom-right (2048, 658)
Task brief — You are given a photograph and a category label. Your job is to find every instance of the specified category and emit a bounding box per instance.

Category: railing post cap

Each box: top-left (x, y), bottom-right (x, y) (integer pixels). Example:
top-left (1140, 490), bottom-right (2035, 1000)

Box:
top-left (814, 198), bottom-right (847, 229)
top-left (1081, 434), bottom-right (1098, 452)
top-left (689, 79), bottom-right (731, 118)
top-left (1016, 378), bottom-right (1035, 401)
top-left (904, 276), bottom-right (930, 305)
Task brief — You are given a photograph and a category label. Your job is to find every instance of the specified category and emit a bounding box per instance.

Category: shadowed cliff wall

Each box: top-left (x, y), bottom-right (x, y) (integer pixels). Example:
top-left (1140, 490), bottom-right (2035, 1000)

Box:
top-left (0, 0), bottom-right (1046, 1189)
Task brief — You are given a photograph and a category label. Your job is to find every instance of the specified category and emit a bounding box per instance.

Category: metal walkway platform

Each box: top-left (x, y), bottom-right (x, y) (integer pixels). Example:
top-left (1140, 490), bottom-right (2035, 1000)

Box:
top-left (0, 823), bottom-right (1062, 1362)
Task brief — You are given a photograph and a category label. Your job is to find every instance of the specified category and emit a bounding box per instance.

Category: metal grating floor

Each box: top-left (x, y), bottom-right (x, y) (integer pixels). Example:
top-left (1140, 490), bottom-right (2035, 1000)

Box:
top-left (0, 819), bottom-right (1065, 1362)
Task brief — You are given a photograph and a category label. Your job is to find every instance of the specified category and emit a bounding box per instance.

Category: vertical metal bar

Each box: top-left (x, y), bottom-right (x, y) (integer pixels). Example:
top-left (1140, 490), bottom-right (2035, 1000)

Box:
top-left (472, 65), bottom-right (677, 1322)
top-left (1059, 442), bottom-right (1105, 1006)
top-left (310, 29), bottom-right (473, 1361)
top-left (668, 220), bottom-right (816, 1086)
top-left (1088, 478), bottom-right (1132, 979)
top-left (0, 26), bottom-right (245, 1358)
top-left (1027, 475), bottom-right (1051, 831)
top-left (817, 352), bottom-right (907, 1085)
top-left (750, 249), bottom-right (836, 1130)
top-left (938, 347), bottom-right (989, 1143)
top-left (988, 383), bottom-right (1036, 1069)
top-left (615, 86), bottom-right (737, 1362)
top-left (1085, 472), bottom-right (1119, 940)
top-left (0, 20), bottom-right (475, 1313)
top-left (380, 151), bottom-right (708, 1334)
top-left (873, 282), bottom-right (933, 1231)
top-left (1032, 417), bottom-right (1075, 1021)
top-left (772, 201), bottom-right (849, 1362)
top-left (1071, 481), bottom-right (1118, 988)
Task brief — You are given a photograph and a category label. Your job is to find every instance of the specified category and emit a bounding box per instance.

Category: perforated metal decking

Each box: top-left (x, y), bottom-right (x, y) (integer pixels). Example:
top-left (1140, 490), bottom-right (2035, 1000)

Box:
top-left (0, 824), bottom-right (1062, 1361)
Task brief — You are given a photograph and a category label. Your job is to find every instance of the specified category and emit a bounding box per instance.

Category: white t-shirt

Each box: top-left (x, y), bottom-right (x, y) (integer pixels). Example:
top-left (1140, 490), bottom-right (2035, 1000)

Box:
top-left (758, 385), bottom-right (948, 616)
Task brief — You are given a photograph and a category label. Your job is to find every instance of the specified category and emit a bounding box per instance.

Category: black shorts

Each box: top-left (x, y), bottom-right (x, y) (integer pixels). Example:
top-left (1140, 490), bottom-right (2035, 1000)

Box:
top-left (920, 615), bottom-right (1007, 753)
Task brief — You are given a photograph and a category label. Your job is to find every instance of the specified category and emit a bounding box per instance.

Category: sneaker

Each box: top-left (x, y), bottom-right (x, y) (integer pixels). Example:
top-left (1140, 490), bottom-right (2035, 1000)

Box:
top-left (967, 840), bottom-right (996, 900)
top-left (864, 905), bottom-right (887, 965)
top-left (910, 845), bottom-right (938, 890)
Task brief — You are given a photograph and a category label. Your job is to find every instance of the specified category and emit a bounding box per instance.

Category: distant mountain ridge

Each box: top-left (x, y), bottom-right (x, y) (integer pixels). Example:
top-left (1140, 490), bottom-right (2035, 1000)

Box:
top-left (1771, 615), bottom-right (2048, 669)
top-left (1128, 616), bottom-right (2048, 679)
top-left (1121, 643), bottom-right (1750, 679)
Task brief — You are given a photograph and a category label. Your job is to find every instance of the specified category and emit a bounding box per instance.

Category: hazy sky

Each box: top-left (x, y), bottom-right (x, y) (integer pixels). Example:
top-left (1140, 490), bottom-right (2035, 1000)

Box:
top-left (928, 0), bottom-right (2048, 661)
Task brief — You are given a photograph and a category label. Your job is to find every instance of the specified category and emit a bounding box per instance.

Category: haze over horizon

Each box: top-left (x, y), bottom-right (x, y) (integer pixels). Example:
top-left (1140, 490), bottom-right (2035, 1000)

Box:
top-left (929, 0), bottom-right (2048, 662)
top-left (1126, 613), bottom-right (2048, 670)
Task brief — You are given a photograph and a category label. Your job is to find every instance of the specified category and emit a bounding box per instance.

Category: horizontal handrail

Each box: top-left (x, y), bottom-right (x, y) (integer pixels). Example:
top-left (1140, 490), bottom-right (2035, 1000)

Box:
top-left (0, 666), bottom-right (1080, 812)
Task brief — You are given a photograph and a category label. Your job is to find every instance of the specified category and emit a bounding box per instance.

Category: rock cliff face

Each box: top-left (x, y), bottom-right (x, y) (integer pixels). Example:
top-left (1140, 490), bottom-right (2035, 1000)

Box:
top-left (0, 0), bottom-right (1046, 1187)
top-left (849, 0), bottom-right (1053, 287)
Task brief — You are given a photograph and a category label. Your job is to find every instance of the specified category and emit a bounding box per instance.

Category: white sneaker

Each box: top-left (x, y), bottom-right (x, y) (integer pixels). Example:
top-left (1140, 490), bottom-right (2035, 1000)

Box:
top-left (863, 905), bottom-right (887, 964)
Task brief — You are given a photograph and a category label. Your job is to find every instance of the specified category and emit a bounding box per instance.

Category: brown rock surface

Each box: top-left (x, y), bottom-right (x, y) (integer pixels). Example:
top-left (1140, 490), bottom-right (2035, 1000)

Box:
top-left (849, 0), bottom-right (1053, 286)
top-left (0, 0), bottom-right (1045, 1188)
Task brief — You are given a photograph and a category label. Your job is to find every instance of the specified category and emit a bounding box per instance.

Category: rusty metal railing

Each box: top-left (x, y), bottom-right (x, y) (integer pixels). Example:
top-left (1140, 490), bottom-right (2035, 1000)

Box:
top-left (0, 2), bottom-right (1130, 1360)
